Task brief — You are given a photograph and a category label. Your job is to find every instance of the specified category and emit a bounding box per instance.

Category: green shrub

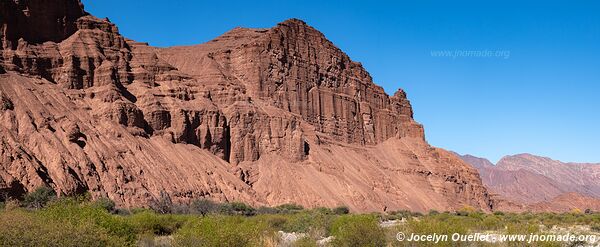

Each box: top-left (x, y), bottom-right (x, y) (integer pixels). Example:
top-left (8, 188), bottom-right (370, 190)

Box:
top-left (174, 215), bottom-right (272, 247)
top-left (256, 214), bottom-right (288, 230)
top-left (127, 211), bottom-right (187, 235)
top-left (276, 203), bottom-right (305, 213)
top-left (481, 215), bottom-right (503, 230)
top-left (283, 213), bottom-right (317, 233)
top-left (93, 197), bottom-right (116, 213)
top-left (0, 209), bottom-right (130, 246)
top-left (23, 186), bottom-right (56, 209)
top-left (333, 206), bottom-right (350, 215)
top-left (412, 212), bottom-right (424, 217)
top-left (38, 198), bottom-right (136, 244)
top-left (455, 210), bottom-right (470, 216)
top-left (387, 210), bottom-right (413, 220)
top-left (505, 222), bottom-right (540, 247)
top-left (282, 211), bottom-right (334, 235)
top-left (256, 206), bottom-right (281, 214)
top-left (219, 202), bottom-right (256, 216)
top-left (314, 207), bottom-right (333, 215)
top-left (330, 214), bottom-right (386, 247)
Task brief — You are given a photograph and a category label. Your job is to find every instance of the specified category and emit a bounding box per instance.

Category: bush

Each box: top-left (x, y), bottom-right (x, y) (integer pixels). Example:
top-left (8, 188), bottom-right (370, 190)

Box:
top-left (174, 216), bottom-right (272, 247)
top-left (506, 222), bottom-right (539, 235)
top-left (0, 210), bottom-right (129, 246)
top-left (313, 207), bottom-right (333, 215)
top-left (481, 215), bottom-right (503, 230)
top-left (0, 199), bottom-right (135, 247)
top-left (412, 212), bottom-right (424, 217)
top-left (127, 211), bottom-right (187, 235)
top-left (23, 186), bottom-right (56, 209)
top-left (219, 202), bottom-right (256, 216)
top-left (330, 215), bottom-right (386, 247)
top-left (256, 206), bottom-right (281, 214)
top-left (256, 214), bottom-right (288, 230)
top-left (276, 203), bottom-right (305, 213)
top-left (191, 199), bottom-right (218, 216)
top-left (39, 198), bottom-right (136, 244)
top-left (93, 197), bottom-right (116, 213)
top-left (282, 211), bottom-right (334, 235)
top-left (171, 203), bottom-right (192, 214)
top-left (386, 210), bottom-right (413, 220)
top-left (151, 191), bottom-right (172, 214)
top-left (333, 206), bottom-right (350, 215)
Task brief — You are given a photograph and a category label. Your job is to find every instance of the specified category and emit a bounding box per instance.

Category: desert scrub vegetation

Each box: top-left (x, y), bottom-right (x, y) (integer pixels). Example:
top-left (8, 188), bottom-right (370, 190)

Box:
top-left (0, 199), bottom-right (134, 246)
top-left (330, 214), bottom-right (386, 247)
top-left (22, 186), bottom-right (56, 209)
top-left (1, 187), bottom-right (600, 246)
top-left (173, 215), bottom-right (273, 246)
top-left (0, 209), bottom-right (130, 246)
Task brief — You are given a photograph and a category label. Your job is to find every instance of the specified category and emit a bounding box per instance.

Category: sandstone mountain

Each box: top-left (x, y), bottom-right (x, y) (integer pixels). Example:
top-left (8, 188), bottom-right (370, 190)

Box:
top-left (457, 154), bottom-right (495, 170)
top-left (527, 192), bottom-right (600, 213)
top-left (0, 0), bottom-right (494, 212)
top-left (458, 153), bottom-right (600, 212)
top-left (496, 154), bottom-right (600, 197)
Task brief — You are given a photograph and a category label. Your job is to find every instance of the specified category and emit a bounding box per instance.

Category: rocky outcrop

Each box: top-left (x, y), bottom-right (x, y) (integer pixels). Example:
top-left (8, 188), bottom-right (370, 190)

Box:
top-left (0, 0), bottom-right (86, 48)
top-left (0, 0), bottom-right (493, 212)
top-left (159, 19), bottom-right (424, 146)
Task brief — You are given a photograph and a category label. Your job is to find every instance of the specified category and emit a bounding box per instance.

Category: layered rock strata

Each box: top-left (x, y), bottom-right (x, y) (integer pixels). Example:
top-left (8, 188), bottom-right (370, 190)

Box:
top-left (0, 0), bottom-right (493, 212)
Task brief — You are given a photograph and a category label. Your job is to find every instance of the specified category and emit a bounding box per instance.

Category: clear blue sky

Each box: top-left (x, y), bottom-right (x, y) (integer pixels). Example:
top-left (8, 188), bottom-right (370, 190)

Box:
top-left (82, 0), bottom-right (600, 164)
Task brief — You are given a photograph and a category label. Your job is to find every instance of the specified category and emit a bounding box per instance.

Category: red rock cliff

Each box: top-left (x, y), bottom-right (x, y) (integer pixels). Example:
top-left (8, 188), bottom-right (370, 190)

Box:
top-left (160, 19), bottom-right (424, 146)
top-left (0, 0), bottom-right (493, 212)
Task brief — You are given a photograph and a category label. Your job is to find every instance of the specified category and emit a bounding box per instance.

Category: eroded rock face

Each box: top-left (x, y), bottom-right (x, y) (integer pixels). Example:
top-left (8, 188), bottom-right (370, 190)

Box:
top-left (159, 19), bottom-right (425, 146)
top-left (0, 0), bottom-right (493, 212)
top-left (0, 0), bottom-right (86, 48)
